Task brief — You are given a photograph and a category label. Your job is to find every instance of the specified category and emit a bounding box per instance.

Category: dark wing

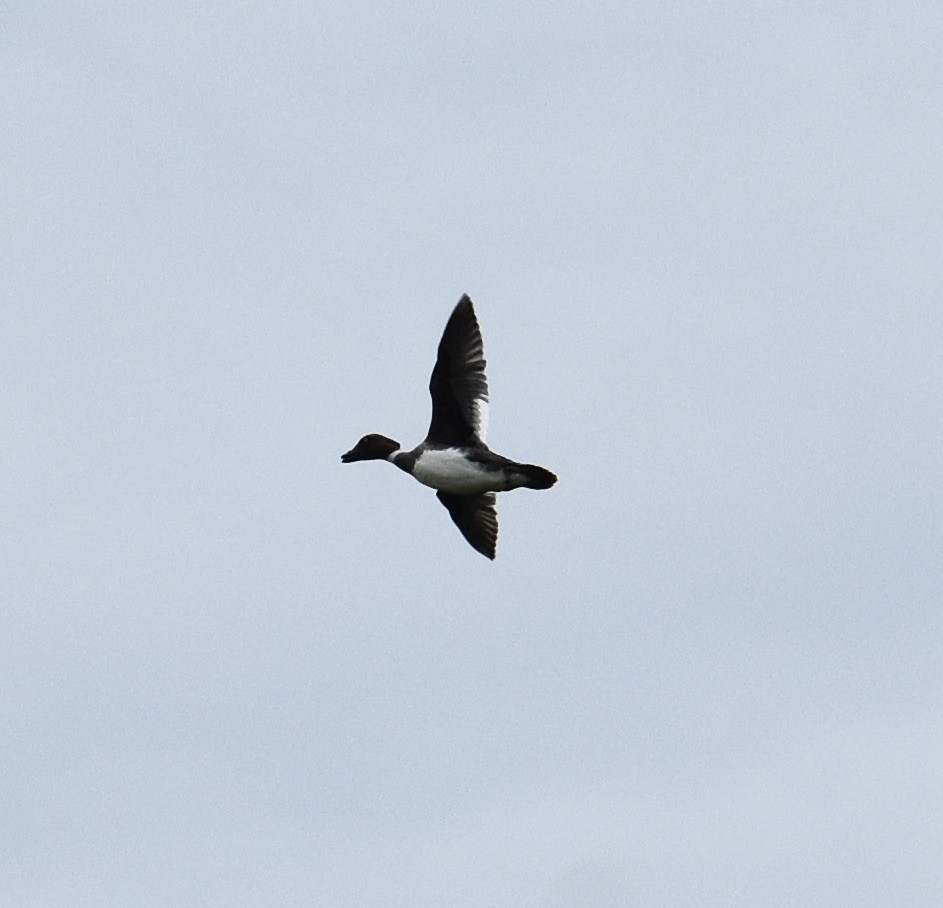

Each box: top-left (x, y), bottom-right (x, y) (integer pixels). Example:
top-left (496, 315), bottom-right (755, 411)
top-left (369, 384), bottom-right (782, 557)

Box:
top-left (436, 491), bottom-right (498, 560)
top-left (426, 295), bottom-right (489, 446)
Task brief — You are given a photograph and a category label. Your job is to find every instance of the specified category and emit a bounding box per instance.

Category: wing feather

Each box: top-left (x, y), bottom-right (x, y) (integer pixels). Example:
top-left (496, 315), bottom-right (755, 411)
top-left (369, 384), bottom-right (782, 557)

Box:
top-left (435, 491), bottom-right (498, 559)
top-left (427, 295), bottom-right (489, 445)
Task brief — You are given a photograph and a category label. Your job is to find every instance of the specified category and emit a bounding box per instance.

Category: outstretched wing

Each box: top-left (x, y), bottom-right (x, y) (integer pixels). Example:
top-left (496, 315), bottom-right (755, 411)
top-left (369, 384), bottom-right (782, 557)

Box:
top-left (436, 491), bottom-right (498, 560)
top-left (426, 295), bottom-right (489, 445)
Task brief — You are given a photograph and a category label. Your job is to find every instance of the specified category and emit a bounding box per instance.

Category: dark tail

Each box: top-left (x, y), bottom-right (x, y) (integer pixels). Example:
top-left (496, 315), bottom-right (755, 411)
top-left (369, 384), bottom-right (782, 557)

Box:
top-left (520, 464), bottom-right (557, 490)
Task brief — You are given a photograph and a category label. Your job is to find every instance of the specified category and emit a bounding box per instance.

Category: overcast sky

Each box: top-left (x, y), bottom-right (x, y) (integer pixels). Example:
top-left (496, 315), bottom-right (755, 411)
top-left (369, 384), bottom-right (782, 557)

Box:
top-left (2, 3), bottom-right (942, 906)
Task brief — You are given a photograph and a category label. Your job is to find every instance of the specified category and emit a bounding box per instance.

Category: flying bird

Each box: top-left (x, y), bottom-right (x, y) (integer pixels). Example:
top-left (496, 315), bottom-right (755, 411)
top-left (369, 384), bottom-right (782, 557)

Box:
top-left (342, 295), bottom-right (556, 559)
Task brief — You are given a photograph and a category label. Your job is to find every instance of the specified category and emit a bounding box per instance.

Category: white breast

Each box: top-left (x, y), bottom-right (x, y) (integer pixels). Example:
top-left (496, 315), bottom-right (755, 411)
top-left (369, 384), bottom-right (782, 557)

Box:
top-left (411, 448), bottom-right (504, 494)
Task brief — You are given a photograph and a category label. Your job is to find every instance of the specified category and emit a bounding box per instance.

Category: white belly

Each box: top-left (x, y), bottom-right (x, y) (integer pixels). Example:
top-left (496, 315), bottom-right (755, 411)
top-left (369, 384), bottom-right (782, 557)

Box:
top-left (411, 448), bottom-right (506, 494)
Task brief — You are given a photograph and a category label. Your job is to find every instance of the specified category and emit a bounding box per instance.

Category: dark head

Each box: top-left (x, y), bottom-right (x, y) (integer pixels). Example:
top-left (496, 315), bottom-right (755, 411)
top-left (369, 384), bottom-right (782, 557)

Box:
top-left (341, 433), bottom-right (400, 463)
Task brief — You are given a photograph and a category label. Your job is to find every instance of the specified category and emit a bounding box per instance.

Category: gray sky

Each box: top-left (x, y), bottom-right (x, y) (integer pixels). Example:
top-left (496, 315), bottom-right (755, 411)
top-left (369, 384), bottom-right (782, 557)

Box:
top-left (3, 3), bottom-right (942, 906)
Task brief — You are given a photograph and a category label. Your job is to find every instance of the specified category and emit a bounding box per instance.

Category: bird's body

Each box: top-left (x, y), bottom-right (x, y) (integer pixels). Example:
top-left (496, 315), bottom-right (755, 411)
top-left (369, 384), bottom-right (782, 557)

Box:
top-left (342, 295), bottom-right (556, 559)
top-left (404, 446), bottom-right (553, 496)
top-left (409, 447), bottom-right (507, 495)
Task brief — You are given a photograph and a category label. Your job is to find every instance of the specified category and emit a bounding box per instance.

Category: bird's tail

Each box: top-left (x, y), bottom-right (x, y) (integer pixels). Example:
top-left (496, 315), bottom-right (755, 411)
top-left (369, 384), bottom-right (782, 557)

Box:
top-left (520, 464), bottom-right (557, 490)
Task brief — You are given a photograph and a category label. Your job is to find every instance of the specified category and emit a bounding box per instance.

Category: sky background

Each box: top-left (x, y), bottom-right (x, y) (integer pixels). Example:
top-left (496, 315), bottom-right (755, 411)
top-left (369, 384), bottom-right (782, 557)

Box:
top-left (2, 3), bottom-right (942, 906)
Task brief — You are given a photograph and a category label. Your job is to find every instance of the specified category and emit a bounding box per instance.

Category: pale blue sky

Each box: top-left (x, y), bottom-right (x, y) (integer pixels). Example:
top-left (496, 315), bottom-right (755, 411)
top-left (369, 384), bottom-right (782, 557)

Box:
top-left (2, 3), bottom-right (942, 905)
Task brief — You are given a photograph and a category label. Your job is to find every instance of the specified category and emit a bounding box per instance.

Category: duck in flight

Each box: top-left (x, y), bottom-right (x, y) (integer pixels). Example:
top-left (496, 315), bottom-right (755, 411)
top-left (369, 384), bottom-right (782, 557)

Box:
top-left (342, 295), bottom-right (557, 559)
